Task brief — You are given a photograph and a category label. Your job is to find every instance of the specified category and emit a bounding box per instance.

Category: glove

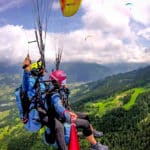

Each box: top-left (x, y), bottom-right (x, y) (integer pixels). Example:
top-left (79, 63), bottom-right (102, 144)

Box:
top-left (21, 117), bottom-right (28, 124)
top-left (22, 54), bottom-right (31, 72)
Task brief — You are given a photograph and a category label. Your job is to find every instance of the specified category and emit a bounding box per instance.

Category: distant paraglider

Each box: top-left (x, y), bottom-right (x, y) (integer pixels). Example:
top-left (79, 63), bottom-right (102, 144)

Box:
top-left (125, 2), bottom-right (133, 6)
top-left (125, 2), bottom-right (133, 10)
top-left (59, 0), bottom-right (82, 17)
top-left (118, 1), bottom-right (133, 17)
top-left (125, 2), bottom-right (133, 16)
top-left (84, 35), bottom-right (93, 41)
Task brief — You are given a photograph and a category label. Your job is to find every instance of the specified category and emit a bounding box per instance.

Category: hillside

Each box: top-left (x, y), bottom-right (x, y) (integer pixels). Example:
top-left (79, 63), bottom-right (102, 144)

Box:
top-left (0, 66), bottom-right (150, 149)
top-left (71, 65), bottom-right (150, 107)
top-left (78, 88), bottom-right (150, 149)
top-left (0, 61), bottom-right (149, 82)
top-left (0, 73), bottom-right (53, 150)
top-left (61, 62), bottom-right (111, 82)
top-left (70, 66), bottom-right (150, 149)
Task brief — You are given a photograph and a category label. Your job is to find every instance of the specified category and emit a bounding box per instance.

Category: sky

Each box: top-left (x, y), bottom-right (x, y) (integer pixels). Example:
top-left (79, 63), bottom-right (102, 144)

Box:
top-left (0, 0), bottom-right (150, 65)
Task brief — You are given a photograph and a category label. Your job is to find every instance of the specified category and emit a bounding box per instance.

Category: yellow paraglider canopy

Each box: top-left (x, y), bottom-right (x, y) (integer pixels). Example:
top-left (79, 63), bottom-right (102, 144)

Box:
top-left (59, 0), bottom-right (82, 17)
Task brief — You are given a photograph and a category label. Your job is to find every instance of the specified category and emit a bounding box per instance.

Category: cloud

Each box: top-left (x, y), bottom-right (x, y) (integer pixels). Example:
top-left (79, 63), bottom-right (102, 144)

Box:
top-left (0, 25), bottom-right (46, 64)
top-left (0, 23), bottom-right (150, 65)
top-left (52, 1), bottom-right (60, 10)
top-left (0, 25), bottom-right (28, 63)
top-left (137, 27), bottom-right (150, 40)
top-left (78, 0), bottom-right (150, 63)
top-left (0, 0), bottom-right (150, 65)
top-left (131, 1), bottom-right (150, 26)
top-left (0, 0), bottom-right (26, 12)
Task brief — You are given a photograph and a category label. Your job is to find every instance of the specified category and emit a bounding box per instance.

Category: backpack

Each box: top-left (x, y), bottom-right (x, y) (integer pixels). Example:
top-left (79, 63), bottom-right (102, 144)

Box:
top-left (59, 87), bottom-right (71, 110)
top-left (15, 84), bottom-right (46, 132)
top-left (15, 86), bottom-right (30, 120)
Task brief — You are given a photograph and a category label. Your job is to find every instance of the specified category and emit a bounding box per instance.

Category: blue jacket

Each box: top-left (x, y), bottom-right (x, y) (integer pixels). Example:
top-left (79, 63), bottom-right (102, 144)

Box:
top-left (22, 71), bottom-right (30, 92)
top-left (50, 92), bottom-right (71, 123)
top-left (15, 71), bottom-right (31, 119)
top-left (22, 71), bottom-right (46, 100)
top-left (15, 71), bottom-right (46, 132)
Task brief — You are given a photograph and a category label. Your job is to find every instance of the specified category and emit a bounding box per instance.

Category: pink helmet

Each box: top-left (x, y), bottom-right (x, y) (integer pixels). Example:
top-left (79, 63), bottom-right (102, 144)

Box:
top-left (50, 70), bottom-right (67, 85)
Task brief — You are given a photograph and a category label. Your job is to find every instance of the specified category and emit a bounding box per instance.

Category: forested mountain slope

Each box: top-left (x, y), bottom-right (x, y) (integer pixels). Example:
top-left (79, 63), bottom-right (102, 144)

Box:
top-left (71, 65), bottom-right (150, 107)
top-left (70, 66), bottom-right (150, 149)
top-left (0, 66), bottom-right (150, 149)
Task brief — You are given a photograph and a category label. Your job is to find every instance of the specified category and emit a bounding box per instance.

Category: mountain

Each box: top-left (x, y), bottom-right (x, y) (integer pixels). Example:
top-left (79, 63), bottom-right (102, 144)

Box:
top-left (0, 62), bottom-right (112, 82)
top-left (105, 62), bottom-right (149, 74)
top-left (0, 65), bottom-right (150, 149)
top-left (0, 61), bottom-right (149, 83)
top-left (71, 65), bottom-right (150, 106)
top-left (70, 66), bottom-right (150, 149)
top-left (61, 62), bottom-right (112, 82)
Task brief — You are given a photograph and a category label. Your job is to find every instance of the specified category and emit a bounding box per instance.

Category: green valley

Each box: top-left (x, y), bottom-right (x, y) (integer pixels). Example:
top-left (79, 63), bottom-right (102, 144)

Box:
top-left (0, 66), bottom-right (150, 149)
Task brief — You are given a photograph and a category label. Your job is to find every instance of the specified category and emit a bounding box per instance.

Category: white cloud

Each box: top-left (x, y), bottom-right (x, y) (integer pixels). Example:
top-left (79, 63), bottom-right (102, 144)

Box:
top-left (137, 27), bottom-right (150, 40)
top-left (131, 1), bottom-right (150, 26)
top-left (0, 25), bottom-right (65, 64)
top-left (78, 0), bottom-right (150, 63)
top-left (0, 0), bottom-right (150, 65)
top-left (52, 1), bottom-right (60, 10)
top-left (0, 0), bottom-right (26, 12)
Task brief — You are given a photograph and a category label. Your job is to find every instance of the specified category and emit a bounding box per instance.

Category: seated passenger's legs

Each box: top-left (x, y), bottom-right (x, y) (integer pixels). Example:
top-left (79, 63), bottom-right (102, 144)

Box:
top-left (76, 112), bottom-right (103, 138)
top-left (55, 118), bottom-right (68, 150)
top-left (75, 118), bottom-right (92, 137)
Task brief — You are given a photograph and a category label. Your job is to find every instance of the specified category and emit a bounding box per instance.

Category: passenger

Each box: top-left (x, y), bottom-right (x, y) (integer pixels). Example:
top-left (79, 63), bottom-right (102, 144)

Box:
top-left (59, 85), bottom-right (103, 138)
top-left (48, 69), bottom-right (108, 150)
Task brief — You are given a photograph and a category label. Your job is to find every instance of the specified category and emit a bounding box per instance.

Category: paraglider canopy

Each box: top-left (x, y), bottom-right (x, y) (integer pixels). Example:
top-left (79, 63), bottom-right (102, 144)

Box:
top-left (59, 0), bottom-right (82, 17)
top-left (125, 2), bottom-right (133, 6)
top-left (125, 2), bottom-right (133, 11)
top-left (125, 2), bottom-right (133, 16)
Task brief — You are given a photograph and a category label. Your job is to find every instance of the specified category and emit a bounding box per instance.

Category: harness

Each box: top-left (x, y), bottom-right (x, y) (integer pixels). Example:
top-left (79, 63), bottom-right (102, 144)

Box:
top-left (30, 76), bottom-right (49, 125)
top-left (19, 76), bottom-right (71, 126)
top-left (19, 86), bottom-right (31, 119)
top-left (46, 89), bottom-right (60, 120)
top-left (59, 87), bottom-right (71, 110)
top-left (19, 76), bottom-right (49, 125)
